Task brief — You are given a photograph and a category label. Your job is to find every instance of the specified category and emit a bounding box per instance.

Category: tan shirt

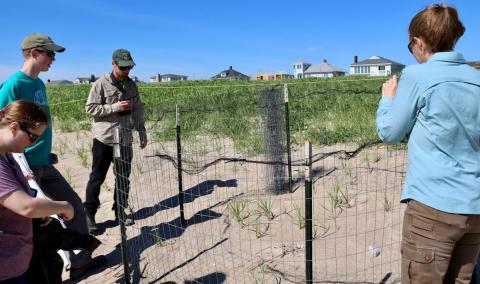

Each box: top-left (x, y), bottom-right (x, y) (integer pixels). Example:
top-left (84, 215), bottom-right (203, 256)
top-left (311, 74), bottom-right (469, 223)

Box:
top-left (85, 73), bottom-right (146, 145)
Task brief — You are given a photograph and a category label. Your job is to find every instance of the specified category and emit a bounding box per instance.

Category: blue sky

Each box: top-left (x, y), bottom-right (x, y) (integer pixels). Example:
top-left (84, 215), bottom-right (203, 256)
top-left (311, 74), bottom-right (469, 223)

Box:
top-left (1, 0), bottom-right (479, 82)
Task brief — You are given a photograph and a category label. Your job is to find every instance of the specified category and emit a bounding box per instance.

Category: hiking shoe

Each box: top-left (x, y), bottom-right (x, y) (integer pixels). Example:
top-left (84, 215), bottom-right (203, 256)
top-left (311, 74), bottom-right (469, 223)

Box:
top-left (85, 236), bottom-right (102, 252)
top-left (86, 214), bottom-right (99, 235)
top-left (70, 255), bottom-right (107, 279)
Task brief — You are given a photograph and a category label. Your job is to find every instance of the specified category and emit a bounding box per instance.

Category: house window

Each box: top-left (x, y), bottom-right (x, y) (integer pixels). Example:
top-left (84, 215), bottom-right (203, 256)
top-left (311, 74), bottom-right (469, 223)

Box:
top-left (297, 64), bottom-right (302, 69)
top-left (378, 65), bottom-right (385, 70)
top-left (221, 72), bottom-right (226, 77)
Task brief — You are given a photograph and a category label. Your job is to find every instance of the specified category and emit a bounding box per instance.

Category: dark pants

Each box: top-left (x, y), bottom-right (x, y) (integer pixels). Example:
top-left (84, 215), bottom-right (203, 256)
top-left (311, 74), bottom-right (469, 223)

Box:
top-left (84, 139), bottom-right (132, 216)
top-left (28, 218), bottom-right (100, 284)
top-left (401, 200), bottom-right (480, 283)
top-left (32, 166), bottom-right (91, 268)
top-left (0, 272), bottom-right (28, 284)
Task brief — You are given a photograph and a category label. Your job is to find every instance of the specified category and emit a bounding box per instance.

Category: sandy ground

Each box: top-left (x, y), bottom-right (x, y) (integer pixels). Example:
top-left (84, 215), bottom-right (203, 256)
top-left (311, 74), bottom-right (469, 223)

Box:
top-left (55, 130), bottom-right (407, 284)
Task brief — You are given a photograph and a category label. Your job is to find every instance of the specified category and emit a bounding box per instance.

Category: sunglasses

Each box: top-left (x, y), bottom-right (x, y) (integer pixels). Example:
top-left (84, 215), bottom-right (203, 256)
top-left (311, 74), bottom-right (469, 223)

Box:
top-left (407, 39), bottom-right (414, 54)
top-left (118, 65), bottom-right (133, 71)
top-left (36, 49), bottom-right (56, 58)
top-left (20, 125), bottom-right (40, 143)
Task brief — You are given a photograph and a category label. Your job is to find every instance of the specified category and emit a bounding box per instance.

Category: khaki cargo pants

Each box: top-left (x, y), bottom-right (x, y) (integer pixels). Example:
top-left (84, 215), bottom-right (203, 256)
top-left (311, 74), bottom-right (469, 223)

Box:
top-left (402, 200), bottom-right (480, 283)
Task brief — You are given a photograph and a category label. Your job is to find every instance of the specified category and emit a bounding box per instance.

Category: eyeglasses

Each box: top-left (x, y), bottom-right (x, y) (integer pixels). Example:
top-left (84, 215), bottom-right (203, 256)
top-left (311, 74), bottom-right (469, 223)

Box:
top-left (118, 65), bottom-right (133, 71)
top-left (36, 49), bottom-right (56, 58)
top-left (407, 39), bottom-right (414, 54)
top-left (20, 126), bottom-right (40, 143)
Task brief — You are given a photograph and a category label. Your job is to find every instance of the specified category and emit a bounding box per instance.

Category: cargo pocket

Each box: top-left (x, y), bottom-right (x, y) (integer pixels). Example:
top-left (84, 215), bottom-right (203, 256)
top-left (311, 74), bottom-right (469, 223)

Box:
top-left (401, 241), bottom-right (434, 284)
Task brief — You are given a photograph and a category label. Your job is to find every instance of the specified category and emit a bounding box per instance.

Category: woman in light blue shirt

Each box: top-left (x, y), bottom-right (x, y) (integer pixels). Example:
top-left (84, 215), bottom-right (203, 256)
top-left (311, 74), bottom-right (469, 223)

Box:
top-left (376, 4), bottom-right (480, 283)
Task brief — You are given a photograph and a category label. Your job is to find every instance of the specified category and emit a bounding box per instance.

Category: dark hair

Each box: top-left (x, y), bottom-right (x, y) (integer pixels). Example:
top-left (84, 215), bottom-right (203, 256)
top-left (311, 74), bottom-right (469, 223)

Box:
top-left (409, 4), bottom-right (465, 53)
top-left (0, 100), bottom-right (48, 129)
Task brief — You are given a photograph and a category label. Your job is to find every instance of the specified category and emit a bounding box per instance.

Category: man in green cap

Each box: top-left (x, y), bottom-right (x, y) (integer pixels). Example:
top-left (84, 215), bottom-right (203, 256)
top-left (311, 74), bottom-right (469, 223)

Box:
top-left (84, 48), bottom-right (147, 234)
top-left (0, 33), bottom-right (106, 279)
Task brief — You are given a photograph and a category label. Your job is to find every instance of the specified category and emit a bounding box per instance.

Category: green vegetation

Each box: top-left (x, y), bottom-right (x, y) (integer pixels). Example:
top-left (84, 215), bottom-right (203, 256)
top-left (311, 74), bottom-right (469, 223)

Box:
top-left (47, 76), bottom-right (386, 152)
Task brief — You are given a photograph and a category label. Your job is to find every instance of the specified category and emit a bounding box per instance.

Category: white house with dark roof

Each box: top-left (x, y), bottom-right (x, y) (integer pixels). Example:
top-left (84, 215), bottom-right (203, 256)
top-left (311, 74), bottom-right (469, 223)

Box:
top-left (150, 74), bottom-right (188, 83)
top-left (293, 60), bottom-right (345, 79)
top-left (211, 66), bottom-right (249, 80)
top-left (349, 55), bottom-right (405, 76)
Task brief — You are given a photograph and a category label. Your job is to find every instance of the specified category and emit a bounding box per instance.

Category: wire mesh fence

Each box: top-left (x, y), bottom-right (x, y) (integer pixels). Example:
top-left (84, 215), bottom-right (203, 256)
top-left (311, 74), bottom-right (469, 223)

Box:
top-left (46, 78), bottom-right (405, 283)
top-left (103, 79), bottom-right (407, 284)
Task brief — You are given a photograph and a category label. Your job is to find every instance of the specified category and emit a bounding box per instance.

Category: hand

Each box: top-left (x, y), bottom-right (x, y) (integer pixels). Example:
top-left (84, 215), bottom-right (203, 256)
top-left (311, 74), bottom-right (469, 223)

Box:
top-left (382, 75), bottom-right (398, 97)
top-left (58, 202), bottom-right (74, 221)
top-left (139, 132), bottom-right (148, 149)
top-left (114, 100), bottom-right (131, 112)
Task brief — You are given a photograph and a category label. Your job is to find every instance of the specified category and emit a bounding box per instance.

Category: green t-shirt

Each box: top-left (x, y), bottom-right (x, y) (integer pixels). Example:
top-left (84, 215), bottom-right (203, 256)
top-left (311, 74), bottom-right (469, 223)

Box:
top-left (0, 71), bottom-right (52, 167)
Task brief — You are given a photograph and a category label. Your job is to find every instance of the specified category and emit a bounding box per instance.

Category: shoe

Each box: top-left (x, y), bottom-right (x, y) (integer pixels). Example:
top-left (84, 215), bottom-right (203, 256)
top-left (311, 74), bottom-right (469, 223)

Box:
top-left (86, 214), bottom-right (99, 235)
top-left (70, 255), bottom-right (107, 279)
top-left (85, 236), bottom-right (102, 252)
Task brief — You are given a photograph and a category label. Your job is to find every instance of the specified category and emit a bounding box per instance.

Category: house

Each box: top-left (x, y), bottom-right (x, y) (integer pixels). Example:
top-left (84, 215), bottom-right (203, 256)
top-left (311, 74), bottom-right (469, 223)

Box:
top-left (294, 59), bottom-right (345, 79)
top-left (73, 74), bottom-right (98, 84)
top-left (467, 61), bottom-right (480, 69)
top-left (253, 71), bottom-right (294, 81)
top-left (150, 74), bottom-right (188, 83)
top-left (46, 79), bottom-right (73, 85)
top-left (211, 66), bottom-right (249, 80)
top-left (350, 55), bottom-right (405, 76)
top-left (293, 61), bottom-right (311, 79)
top-left (129, 75), bottom-right (140, 82)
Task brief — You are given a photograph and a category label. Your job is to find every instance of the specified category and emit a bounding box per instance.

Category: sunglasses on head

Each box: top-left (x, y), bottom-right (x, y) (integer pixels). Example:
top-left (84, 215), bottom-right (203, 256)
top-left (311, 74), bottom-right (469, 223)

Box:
top-left (36, 48), bottom-right (56, 58)
top-left (19, 125), bottom-right (40, 143)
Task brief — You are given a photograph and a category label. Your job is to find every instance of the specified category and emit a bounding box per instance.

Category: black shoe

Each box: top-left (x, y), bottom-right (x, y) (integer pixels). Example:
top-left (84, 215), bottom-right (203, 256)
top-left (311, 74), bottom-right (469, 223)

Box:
top-left (70, 255), bottom-right (107, 279)
top-left (85, 236), bottom-right (102, 252)
top-left (86, 214), bottom-right (99, 235)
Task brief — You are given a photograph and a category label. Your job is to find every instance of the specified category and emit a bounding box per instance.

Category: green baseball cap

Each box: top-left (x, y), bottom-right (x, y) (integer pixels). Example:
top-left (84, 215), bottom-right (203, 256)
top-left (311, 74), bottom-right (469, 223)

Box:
top-left (112, 49), bottom-right (135, 67)
top-left (21, 33), bottom-right (65, 52)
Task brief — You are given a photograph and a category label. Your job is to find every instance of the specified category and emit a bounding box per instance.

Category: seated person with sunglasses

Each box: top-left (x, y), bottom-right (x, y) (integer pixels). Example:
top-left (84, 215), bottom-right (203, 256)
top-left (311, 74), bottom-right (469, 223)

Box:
top-left (0, 100), bottom-right (75, 283)
top-left (0, 33), bottom-right (106, 280)
top-left (84, 49), bottom-right (147, 235)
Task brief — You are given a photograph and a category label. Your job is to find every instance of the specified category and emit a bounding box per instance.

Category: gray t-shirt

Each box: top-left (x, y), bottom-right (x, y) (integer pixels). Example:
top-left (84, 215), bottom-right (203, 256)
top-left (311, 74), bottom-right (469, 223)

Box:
top-left (0, 152), bottom-right (33, 280)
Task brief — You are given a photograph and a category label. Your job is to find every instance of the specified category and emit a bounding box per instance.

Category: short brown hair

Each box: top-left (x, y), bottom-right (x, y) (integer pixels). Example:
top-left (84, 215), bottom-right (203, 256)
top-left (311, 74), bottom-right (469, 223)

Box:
top-left (0, 100), bottom-right (48, 129)
top-left (409, 4), bottom-right (465, 53)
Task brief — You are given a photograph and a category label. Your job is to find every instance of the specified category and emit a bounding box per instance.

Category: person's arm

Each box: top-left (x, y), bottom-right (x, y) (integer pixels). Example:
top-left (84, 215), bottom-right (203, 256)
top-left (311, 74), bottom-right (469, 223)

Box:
top-left (132, 84), bottom-right (148, 148)
top-left (0, 189), bottom-right (74, 220)
top-left (85, 81), bottom-right (129, 118)
top-left (376, 69), bottom-right (424, 144)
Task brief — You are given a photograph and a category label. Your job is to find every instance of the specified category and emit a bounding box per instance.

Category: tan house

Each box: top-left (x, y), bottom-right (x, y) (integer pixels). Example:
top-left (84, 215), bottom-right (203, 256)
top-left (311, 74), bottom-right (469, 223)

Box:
top-left (253, 72), bottom-right (293, 81)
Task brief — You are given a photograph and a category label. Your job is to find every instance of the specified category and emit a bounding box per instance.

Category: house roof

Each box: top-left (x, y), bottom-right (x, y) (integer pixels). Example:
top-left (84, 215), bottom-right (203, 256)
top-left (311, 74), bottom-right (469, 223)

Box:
top-left (211, 66), bottom-right (249, 79)
top-left (305, 60), bottom-right (345, 74)
top-left (351, 56), bottom-right (404, 67)
top-left (293, 61), bottom-right (311, 65)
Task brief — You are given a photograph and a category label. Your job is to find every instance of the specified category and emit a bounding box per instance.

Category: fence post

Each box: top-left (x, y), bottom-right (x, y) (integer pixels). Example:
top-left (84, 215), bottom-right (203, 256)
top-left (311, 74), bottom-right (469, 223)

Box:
top-left (113, 126), bottom-right (131, 284)
top-left (176, 105), bottom-right (186, 227)
top-left (284, 84), bottom-right (293, 192)
top-left (304, 141), bottom-right (313, 283)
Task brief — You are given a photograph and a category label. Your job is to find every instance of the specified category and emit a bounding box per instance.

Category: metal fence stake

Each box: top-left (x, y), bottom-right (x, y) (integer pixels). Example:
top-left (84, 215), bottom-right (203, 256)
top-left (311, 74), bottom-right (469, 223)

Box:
top-left (114, 126), bottom-right (131, 284)
top-left (176, 105), bottom-right (186, 227)
top-left (305, 140), bottom-right (313, 283)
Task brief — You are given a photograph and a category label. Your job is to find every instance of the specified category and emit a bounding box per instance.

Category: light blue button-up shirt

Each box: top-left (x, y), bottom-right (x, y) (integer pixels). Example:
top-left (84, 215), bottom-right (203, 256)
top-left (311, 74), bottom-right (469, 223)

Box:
top-left (377, 52), bottom-right (480, 214)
